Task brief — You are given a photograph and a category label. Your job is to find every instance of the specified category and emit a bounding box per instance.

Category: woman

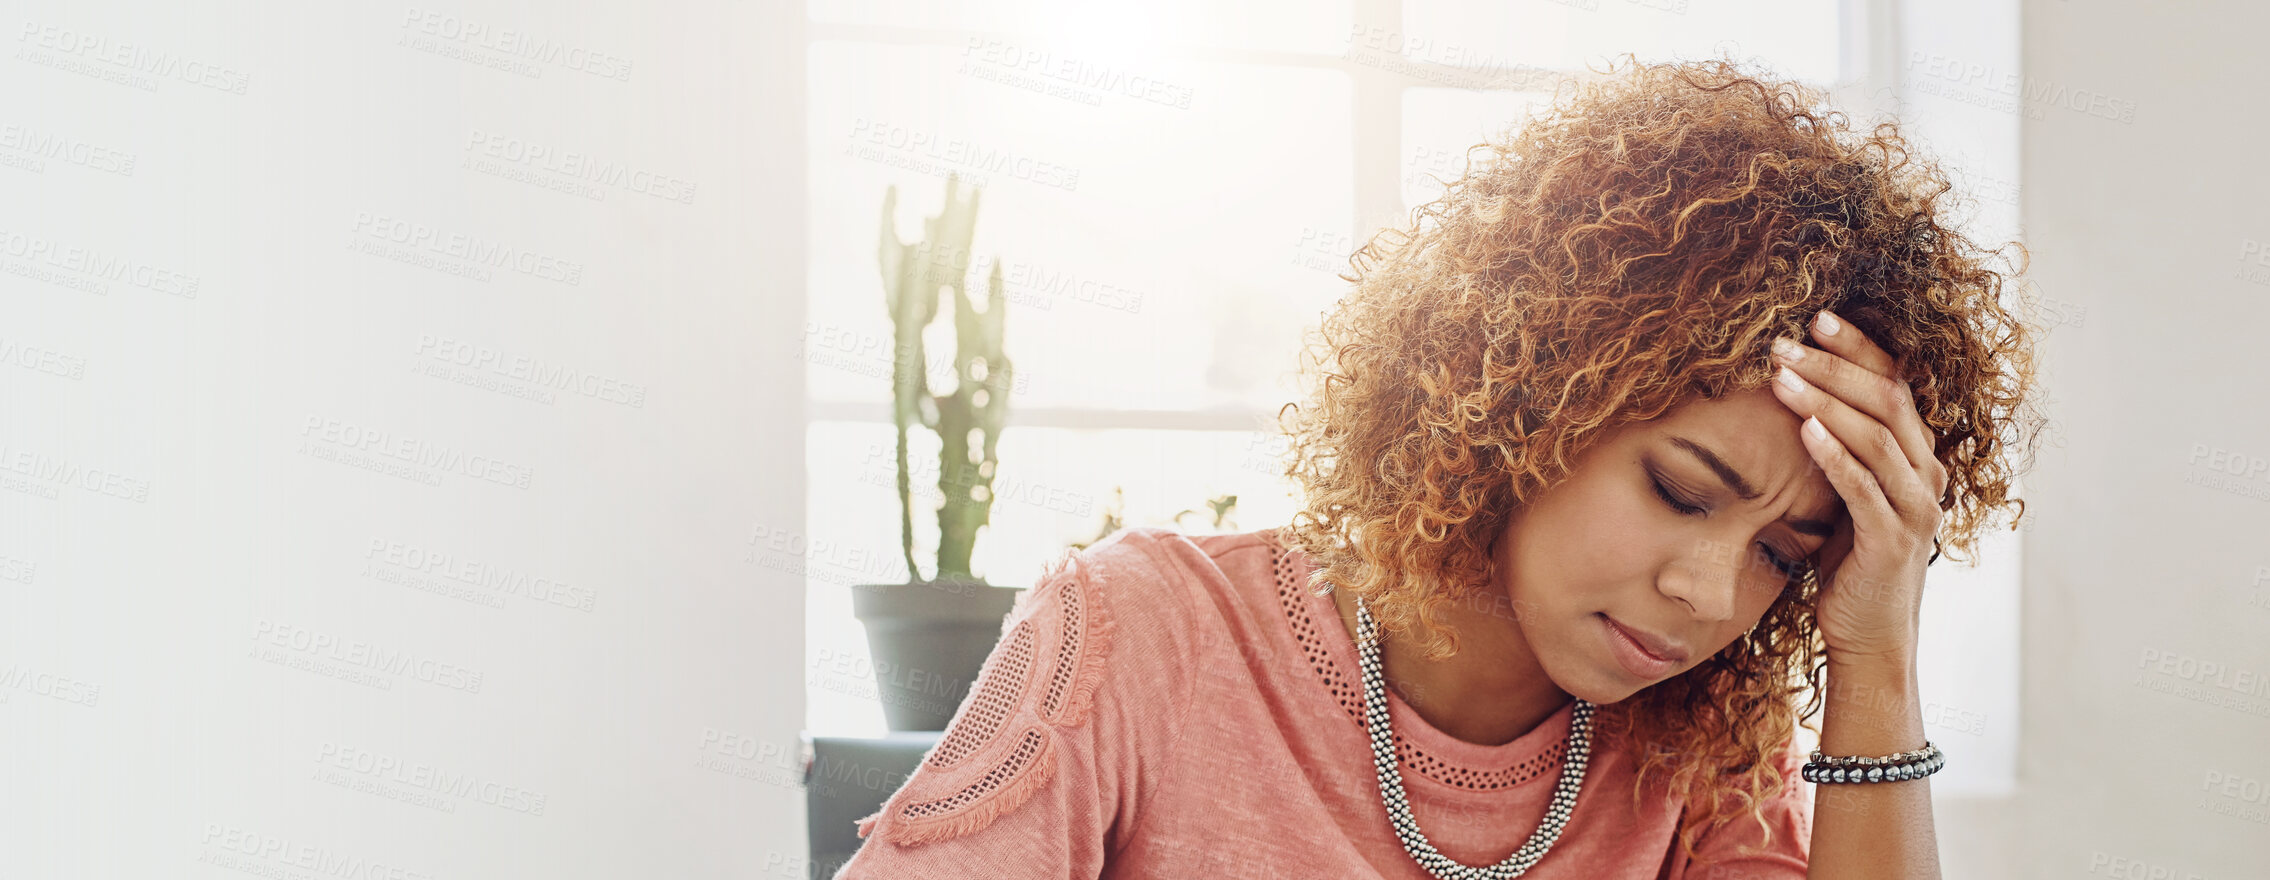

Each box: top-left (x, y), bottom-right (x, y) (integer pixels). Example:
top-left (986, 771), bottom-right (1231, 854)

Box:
top-left (835, 57), bottom-right (2045, 879)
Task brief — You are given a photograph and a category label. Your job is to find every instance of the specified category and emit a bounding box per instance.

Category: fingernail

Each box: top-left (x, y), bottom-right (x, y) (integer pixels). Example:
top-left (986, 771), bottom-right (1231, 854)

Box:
top-left (1805, 415), bottom-right (1829, 441)
top-left (1816, 310), bottom-right (1842, 336)
top-left (1777, 365), bottom-right (1806, 393)
top-left (1772, 337), bottom-right (1806, 363)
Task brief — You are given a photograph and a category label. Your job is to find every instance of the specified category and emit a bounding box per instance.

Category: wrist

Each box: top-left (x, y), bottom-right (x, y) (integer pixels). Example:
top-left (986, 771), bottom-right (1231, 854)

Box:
top-left (1825, 648), bottom-right (1918, 682)
top-left (1819, 654), bottom-right (1926, 757)
top-left (1822, 654), bottom-right (1920, 715)
top-left (1825, 635), bottom-right (1915, 675)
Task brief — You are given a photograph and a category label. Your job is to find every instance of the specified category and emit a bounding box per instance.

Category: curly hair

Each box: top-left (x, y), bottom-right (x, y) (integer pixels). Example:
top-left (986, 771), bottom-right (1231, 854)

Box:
top-left (1273, 56), bottom-right (2048, 856)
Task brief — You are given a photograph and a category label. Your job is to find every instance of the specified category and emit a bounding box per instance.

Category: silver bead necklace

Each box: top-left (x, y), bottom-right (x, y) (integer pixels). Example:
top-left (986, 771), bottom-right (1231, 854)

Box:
top-left (1354, 596), bottom-right (1595, 880)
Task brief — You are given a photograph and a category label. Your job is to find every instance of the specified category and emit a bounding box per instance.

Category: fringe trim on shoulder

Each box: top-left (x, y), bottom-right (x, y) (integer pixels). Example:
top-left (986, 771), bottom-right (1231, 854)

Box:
top-left (853, 544), bottom-right (1117, 847)
top-left (1042, 551), bottom-right (1114, 728)
top-left (855, 728), bottom-right (1060, 846)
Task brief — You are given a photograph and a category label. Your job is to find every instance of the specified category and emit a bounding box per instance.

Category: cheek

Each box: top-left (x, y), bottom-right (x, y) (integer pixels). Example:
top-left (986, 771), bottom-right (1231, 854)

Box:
top-left (1500, 473), bottom-right (1667, 616)
top-left (1528, 500), bottom-right (1659, 592)
top-left (1727, 585), bottom-right (1789, 639)
top-left (1505, 536), bottom-right (1637, 613)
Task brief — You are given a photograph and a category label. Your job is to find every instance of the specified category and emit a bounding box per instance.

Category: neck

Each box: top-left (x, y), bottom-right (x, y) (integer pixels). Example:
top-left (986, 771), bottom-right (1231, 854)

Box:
top-left (1333, 586), bottom-right (1572, 746)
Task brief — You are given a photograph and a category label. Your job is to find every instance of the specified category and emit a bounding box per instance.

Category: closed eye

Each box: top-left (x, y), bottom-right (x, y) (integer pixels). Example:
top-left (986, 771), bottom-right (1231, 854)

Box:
top-left (1650, 474), bottom-right (1708, 516)
top-left (1650, 473), bottom-right (1809, 580)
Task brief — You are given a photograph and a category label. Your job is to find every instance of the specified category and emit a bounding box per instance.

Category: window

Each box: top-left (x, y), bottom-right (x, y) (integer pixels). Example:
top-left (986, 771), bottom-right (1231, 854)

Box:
top-left (799, 0), bottom-right (2020, 796)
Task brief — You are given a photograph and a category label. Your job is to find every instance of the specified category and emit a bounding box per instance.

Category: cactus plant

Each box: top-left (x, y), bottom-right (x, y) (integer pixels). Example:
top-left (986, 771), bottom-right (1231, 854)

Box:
top-left (877, 174), bottom-right (1013, 583)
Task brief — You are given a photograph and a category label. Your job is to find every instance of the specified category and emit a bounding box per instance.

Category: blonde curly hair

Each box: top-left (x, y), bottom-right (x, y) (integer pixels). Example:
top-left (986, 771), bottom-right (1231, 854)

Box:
top-left (1273, 55), bottom-right (2048, 855)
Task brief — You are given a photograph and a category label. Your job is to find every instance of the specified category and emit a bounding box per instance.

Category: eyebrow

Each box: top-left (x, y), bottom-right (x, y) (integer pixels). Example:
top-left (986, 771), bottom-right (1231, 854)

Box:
top-left (1664, 435), bottom-right (1841, 538)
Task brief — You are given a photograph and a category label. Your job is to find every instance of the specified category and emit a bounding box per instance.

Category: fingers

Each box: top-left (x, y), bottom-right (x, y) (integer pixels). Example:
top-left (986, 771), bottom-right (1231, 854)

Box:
top-left (1794, 413), bottom-right (1900, 545)
top-left (1771, 362), bottom-right (1938, 519)
top-left (1772, 310), bottom-right (1944, 495)
top-left (1806, 309), bottom-right (1896, 377)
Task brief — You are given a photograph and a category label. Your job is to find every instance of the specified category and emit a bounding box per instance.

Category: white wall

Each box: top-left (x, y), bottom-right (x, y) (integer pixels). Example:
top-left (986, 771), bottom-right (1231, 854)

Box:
top-left (1842, 1), bottom-right (2031, 873)
top-left (0, 1), bottom-right (808, 876)
top-left (2017, 1), bottom-right (2270, 877)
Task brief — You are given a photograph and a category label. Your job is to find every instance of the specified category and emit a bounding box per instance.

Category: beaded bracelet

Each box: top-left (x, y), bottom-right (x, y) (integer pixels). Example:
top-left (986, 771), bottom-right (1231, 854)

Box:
top-left (1801, 740), bottom-right (1944, 784)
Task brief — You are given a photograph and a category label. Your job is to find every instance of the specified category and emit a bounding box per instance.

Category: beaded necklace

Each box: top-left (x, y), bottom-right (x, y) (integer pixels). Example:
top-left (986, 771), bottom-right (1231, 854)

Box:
top-left (1354, 596), bottom-right (1595, 879)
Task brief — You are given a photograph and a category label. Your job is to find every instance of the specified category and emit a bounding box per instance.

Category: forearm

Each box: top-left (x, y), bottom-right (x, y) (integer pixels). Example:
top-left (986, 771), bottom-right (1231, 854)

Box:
top-left (1805, 654), bottom-right (1941, 880)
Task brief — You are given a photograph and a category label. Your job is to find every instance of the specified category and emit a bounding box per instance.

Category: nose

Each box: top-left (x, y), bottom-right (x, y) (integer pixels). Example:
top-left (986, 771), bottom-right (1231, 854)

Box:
top-left (1657, 541), bottom-right (1743, 622)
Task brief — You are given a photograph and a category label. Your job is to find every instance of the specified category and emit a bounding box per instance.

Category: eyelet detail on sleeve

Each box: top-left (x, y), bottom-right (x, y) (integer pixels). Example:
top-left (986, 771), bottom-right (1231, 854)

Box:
top-left (898, 727), bottom-right (1053, 822)
top-left (855, 548), bottom-right (1116, 847)
top-left (924, 622), bottom-right (1036, 772)
top-left (1039, 561), bottom-right (1105, 725)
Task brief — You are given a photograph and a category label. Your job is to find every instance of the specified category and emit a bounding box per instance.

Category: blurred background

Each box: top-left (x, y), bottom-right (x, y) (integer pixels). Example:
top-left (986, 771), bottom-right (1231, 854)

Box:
top-left (0, 0), bottom-right (2262, 877)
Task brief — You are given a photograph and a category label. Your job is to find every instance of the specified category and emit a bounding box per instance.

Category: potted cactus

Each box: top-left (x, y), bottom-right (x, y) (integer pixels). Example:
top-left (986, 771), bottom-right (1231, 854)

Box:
top-left (852, 175), bottom-right (1024, 732)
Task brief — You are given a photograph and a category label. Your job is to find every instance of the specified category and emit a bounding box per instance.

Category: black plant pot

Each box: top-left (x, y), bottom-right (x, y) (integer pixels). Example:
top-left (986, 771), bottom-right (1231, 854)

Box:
top-left (851, 579), bottom-right (1023, 731)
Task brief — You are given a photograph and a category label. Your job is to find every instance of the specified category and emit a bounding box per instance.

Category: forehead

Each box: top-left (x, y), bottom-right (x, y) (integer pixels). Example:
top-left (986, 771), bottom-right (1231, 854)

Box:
top-left (1637, 390), bottom-right (1841, 511)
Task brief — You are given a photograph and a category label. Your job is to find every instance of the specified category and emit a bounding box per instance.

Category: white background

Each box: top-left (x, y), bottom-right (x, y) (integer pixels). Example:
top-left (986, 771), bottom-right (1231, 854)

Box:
top-left (0, 1), bottom-right (808, 877)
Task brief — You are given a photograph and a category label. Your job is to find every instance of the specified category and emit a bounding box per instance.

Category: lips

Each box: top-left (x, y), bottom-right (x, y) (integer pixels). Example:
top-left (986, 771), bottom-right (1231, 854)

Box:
top-left (1602, 615), bottom-right (1691, 665)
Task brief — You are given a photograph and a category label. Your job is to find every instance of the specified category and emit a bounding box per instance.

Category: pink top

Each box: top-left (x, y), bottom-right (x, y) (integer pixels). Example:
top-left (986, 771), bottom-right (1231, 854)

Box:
top-left (836, 526), bottom-right (1812, 879)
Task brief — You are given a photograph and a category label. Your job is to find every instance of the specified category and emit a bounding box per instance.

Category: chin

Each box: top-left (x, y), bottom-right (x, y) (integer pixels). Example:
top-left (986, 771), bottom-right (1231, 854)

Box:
top-left (1538, 653), bottom-right (1651, 706)
top-left (1566, 676), bottom-right (1648, 706)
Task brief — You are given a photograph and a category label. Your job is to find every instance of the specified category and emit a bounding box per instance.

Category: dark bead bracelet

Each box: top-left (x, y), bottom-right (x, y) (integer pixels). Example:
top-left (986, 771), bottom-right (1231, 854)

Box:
top-left (1801, 740), bottom-right (1944, 784)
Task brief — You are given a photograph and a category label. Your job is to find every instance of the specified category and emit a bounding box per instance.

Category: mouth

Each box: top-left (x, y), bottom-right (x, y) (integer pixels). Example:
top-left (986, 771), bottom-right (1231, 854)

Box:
top-left (1596, 613), bottom-right (1692, 680)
